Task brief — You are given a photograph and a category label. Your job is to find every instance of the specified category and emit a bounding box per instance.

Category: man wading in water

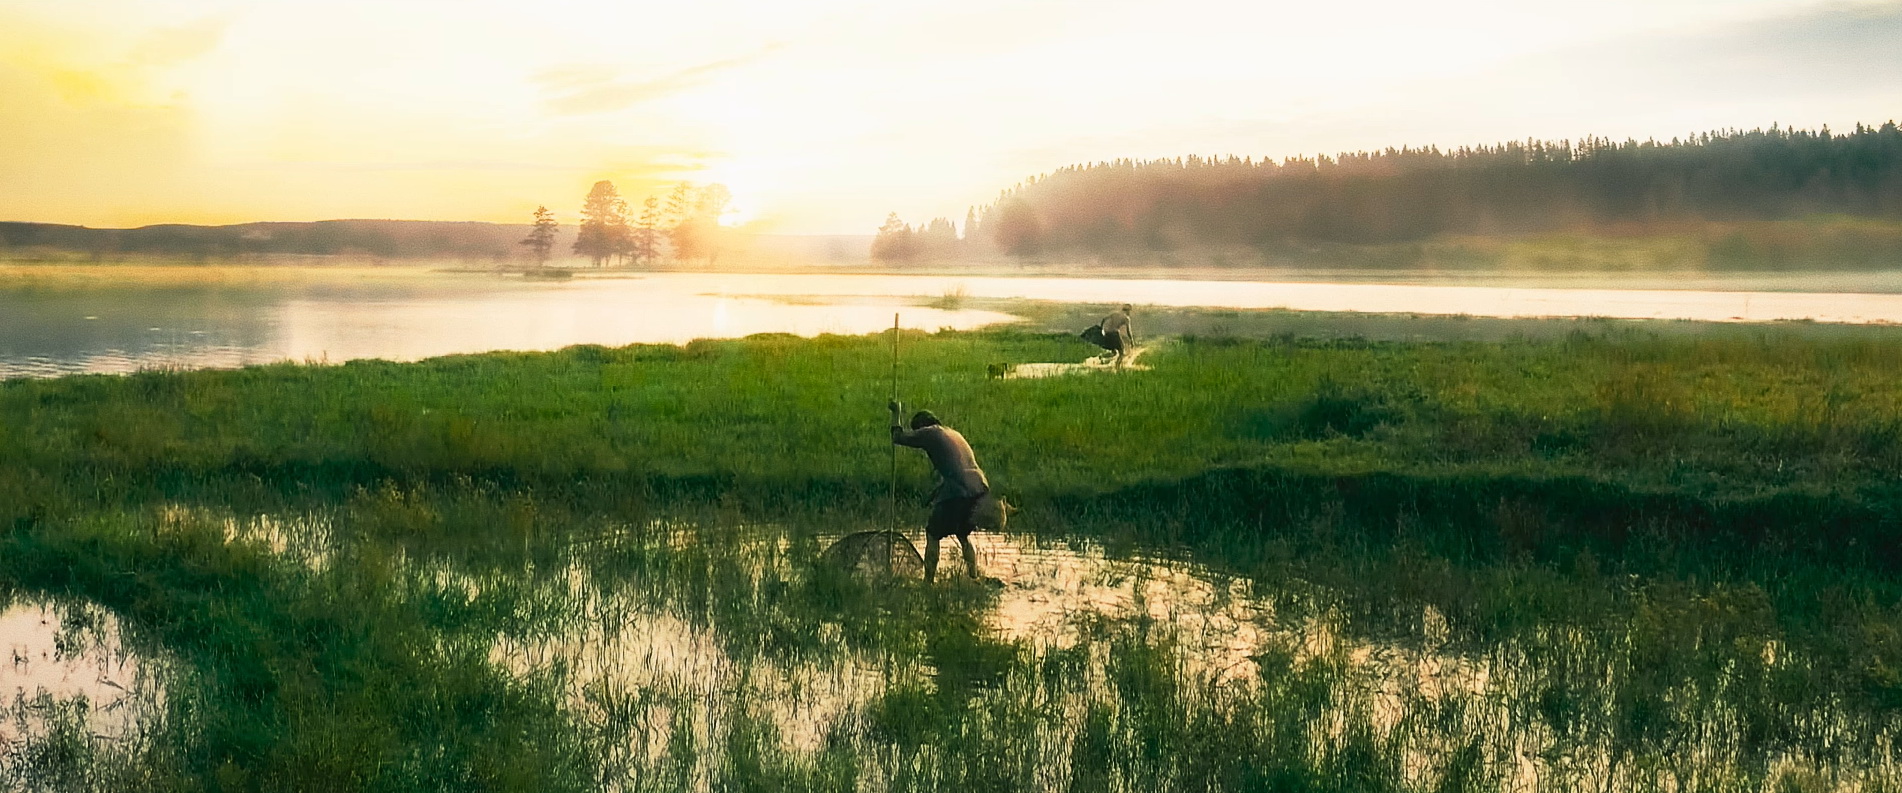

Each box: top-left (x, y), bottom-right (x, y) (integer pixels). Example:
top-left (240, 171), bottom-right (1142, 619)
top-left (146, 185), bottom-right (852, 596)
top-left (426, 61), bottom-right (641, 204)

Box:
top-left (1098, 304), bottom-right (1136, 369)
top-left (889, 402), bottom-right (989, 582)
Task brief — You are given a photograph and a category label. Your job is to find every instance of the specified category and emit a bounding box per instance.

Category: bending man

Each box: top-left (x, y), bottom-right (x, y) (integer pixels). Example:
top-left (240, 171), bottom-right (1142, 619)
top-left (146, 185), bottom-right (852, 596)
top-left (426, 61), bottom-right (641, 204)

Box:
top-left (889, 401), bottom-right (989, 582)
top-left (1098, 304), bottom-right (1136, 368)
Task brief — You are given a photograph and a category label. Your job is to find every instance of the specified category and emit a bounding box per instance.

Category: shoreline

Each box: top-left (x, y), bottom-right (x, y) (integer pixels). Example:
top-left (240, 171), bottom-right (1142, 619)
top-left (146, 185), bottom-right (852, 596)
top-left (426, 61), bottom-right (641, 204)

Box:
top-left (14, 255), bottom-right (1902, 294)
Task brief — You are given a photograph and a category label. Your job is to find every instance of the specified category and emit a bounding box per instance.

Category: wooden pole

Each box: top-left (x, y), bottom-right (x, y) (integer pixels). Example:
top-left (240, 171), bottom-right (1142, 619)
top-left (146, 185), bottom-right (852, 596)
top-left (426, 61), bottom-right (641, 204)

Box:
top-left (889, 313), bottom-right (900, 575)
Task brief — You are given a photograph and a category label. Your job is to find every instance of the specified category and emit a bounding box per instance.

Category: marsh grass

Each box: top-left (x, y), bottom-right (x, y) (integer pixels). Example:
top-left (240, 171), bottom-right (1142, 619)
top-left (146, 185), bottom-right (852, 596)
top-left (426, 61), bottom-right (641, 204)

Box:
top-left (9, 325), bottom-right (1902, 788)
top-left (480, 515), bottom-right (1902, 791)
top-left (0, 506), bottom-right (596, 791)
top-left (927, 285), bottom-right (971, 312)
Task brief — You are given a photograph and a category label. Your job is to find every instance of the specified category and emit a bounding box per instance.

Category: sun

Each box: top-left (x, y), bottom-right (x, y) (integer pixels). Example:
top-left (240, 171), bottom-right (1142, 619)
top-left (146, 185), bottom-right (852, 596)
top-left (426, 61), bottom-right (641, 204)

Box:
top-left (690, 162), bottom-right (765, 228)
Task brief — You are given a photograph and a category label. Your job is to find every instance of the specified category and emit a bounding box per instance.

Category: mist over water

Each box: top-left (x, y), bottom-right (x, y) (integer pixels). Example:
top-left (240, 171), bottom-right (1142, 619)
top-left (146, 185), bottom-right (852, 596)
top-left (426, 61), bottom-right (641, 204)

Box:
top-left (0, 273), bottom-right (1014, 379)
top-left (13, 268), bottom-right (1902, 379)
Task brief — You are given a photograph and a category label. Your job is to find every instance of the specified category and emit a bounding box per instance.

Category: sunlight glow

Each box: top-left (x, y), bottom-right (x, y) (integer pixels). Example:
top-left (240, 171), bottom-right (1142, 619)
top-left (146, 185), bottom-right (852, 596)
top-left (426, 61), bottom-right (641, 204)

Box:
top-left (1, 0), bottom-right (1896, 232)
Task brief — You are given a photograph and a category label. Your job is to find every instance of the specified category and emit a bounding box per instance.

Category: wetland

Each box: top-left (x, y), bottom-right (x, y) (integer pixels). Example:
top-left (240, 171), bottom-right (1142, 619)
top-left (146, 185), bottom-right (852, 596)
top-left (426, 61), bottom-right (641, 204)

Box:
top-left (7, 318), bottom-right (1902, 789)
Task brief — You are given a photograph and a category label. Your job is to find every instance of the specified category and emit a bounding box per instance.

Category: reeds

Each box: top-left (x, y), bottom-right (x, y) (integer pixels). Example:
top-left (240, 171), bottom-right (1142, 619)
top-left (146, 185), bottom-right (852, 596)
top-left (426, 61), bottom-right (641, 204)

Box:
top-left (8, 324), bottom-right (1902, 789)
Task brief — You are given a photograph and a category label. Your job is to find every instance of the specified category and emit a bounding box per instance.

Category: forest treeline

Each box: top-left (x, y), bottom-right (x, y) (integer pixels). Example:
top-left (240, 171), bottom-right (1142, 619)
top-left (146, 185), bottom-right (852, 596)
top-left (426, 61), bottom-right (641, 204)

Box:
top-left (539, 181), bottom-right (733, 268)
top-left (874, 122), bottom-right (1902, 264)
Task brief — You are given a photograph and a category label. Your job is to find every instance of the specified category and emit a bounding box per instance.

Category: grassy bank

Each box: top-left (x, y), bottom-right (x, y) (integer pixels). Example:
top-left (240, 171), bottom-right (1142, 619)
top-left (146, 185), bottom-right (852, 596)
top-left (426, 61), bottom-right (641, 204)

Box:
top-left (7, 325), bottom-right (1902, 789)
top-left (13, 325), bottom-right (1902, 511)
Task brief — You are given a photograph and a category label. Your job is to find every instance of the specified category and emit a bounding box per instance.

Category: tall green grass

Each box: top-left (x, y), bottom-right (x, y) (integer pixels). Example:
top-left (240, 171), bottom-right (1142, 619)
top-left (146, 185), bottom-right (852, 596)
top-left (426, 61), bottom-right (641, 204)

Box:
top-left (0, 506), bottom-right (593, 792)
top-left (11, 327), bottom-right (1902, 496)
top-left (9, 325), bottom-right (1902, 789)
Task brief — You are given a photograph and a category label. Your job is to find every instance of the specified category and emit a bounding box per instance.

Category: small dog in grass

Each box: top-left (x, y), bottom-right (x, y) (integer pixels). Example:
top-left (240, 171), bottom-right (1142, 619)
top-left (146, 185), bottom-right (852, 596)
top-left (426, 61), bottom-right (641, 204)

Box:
top-left (986, 362), bottom-right (1013, 380)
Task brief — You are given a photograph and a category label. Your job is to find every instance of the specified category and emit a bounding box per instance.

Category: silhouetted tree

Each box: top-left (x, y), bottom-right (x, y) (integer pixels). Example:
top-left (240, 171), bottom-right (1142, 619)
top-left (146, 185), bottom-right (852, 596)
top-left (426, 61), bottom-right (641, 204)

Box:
top-left (669, 183), bottom-right (733, 265)
top-left (662, 183), bottom-right (696, 261)
top-left (631, 196), bottom-right (664, 266)
top-left (991, 198), bottom-right (1044, 256)
top-left (520, 206), bottom-right (559, 268)
top-left (574, 181), bottom-right (626, 267)
top-left (610, 198), bottom-right (634, 266)
top-left (871, 213), bottom-right (918, 263)
top-left (918, 217), bottom-right (959, 259)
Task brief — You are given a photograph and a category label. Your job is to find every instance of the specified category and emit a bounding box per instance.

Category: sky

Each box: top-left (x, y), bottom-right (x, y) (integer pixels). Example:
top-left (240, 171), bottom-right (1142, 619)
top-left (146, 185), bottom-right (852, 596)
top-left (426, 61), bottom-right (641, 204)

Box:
top-left (2, 0), bottom-right (1899, 234)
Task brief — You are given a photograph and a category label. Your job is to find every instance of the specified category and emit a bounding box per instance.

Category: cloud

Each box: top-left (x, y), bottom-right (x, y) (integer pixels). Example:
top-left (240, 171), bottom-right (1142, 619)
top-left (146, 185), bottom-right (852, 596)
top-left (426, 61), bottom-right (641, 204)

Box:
top-left (537, 45), bottom-right (782, 116)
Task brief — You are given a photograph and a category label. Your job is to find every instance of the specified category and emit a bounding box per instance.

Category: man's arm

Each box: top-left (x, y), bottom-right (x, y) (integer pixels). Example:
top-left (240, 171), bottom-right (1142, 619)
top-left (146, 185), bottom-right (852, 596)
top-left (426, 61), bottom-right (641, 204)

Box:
top-left (889, 401), bottom-right (921, 447)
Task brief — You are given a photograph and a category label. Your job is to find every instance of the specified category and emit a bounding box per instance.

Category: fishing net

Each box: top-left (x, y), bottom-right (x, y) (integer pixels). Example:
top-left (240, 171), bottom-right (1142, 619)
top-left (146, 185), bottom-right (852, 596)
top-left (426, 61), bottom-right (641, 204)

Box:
top-left (823, 531), bottom-right (925, 578)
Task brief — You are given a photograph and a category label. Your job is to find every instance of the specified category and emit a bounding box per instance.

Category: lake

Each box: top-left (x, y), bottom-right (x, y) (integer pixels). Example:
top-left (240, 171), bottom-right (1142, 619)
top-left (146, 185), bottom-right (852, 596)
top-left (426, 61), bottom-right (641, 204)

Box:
top-left (10, 265), bottom-right (1902, 378)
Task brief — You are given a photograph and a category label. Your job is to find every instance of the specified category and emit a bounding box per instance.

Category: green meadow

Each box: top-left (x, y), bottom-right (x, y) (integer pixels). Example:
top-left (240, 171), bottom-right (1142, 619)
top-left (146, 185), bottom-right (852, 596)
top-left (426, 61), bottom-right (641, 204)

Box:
top-left (6, 320), bottom-right (1902, 791)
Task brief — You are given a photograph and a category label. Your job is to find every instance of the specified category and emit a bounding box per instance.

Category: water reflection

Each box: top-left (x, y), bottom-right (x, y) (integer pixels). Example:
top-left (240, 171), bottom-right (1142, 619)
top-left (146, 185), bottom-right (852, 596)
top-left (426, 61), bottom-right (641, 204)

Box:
top-left (481, 527), bottom-right (1290, 781)
top-left (101, 499), bottom-right (1902, 790)
top-left (0, 272), bottom-right (1015, 379)
top-left (16, 267), bottom-right (1902, 379)
top-left (979, 536), bottom-right (1265, 678)
top-left (511, 522), bottom-right (1899, 791)
top-left (706, 270), bottom-right (1902, 322)
top-left (0, 600), bottom-right (160, 750)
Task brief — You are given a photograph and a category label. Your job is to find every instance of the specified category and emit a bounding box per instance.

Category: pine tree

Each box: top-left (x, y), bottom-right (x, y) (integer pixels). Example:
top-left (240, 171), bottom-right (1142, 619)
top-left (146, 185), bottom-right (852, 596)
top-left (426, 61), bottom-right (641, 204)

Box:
top-left (573, 180), bottom-right (625, 268)
top-left (663, 183), bottom-right (698, 262)
top-left (631, 196), bottom-right (663, 266)
top-left (669, 183), bottom-right (733, 265)
top-left (519, 206), bottom-right (558, 268)
top-left (609, 198), bottom-right (634, 266)
top-left (920, 217), bottom-right (958, 259)
top-left (992, 199), bottom-right (1042, 257)
top-left (871, 212), bottom-right (918, 263)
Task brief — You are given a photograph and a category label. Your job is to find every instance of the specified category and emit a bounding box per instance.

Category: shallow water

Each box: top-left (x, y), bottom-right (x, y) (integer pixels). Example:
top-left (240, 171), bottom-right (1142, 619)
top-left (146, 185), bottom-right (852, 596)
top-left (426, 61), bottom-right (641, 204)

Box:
top-left (485, 522), bottom-right (1900, 791)
top-left (11, 267), bottom-right (1902, 379)
top-left (488, 527), bottom-right (1288, 787)
top-left (0, 271), bottom-right (1013, 379)
top-left (722, 271), bottom-right (1902, 324)
top-left (976, 534), bottom-right (1264, 675)
top-left (19, 501), bottom-right (1899, 790)
top-left (0, 600), bottom-right (159, 751)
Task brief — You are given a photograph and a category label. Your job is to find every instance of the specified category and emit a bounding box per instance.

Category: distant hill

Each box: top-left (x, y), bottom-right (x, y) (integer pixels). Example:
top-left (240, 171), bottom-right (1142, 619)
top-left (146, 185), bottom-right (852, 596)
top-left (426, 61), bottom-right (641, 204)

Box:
top-left (0, 219), bottom-right (572, 262)
top-left (0, 219), bottom-right (873, 266)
